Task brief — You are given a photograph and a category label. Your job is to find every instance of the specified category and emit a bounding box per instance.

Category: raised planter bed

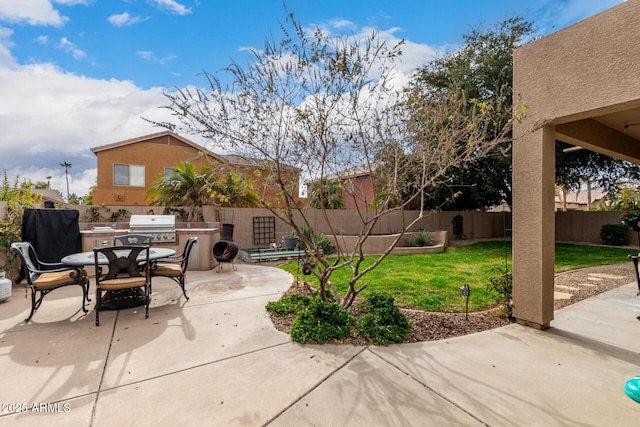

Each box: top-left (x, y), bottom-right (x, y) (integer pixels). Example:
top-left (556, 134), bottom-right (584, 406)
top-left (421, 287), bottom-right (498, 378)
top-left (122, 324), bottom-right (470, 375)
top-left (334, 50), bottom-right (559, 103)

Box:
top-left (328, 230), bottom-right (448, 255)
top-left (239, 248), bottom-right (306, 263)
top-left (239, 247), bottom-right (325, 263)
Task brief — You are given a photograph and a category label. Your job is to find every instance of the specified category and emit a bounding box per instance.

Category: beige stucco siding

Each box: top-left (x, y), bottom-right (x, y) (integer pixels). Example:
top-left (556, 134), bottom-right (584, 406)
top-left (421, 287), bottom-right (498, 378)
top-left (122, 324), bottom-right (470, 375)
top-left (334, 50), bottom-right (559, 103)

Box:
top-left (514, 0), bottom-right (640, 126)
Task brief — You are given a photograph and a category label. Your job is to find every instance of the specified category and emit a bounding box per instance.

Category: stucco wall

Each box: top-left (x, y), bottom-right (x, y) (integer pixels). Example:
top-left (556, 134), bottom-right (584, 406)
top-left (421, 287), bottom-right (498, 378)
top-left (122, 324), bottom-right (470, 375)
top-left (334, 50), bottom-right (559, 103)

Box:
top-left (93, 135), bottom-right (204, 206)
top-left (220, 208), bottom-right (510, 249)
top-left (514, 0), bottom-right (640, 126)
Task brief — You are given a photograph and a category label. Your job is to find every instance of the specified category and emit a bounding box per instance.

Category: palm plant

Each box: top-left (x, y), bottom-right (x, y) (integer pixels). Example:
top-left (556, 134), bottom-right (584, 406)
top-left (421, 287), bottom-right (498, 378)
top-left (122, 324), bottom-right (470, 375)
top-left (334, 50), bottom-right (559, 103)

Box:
top-left (145, 161), bottom-right (259, 221)
top-left (210, 171), bottom-right (260, 207)
top-left (146, 162), bottom-right (213, 222)
top-left (307, 179), bottom-right (345, 209)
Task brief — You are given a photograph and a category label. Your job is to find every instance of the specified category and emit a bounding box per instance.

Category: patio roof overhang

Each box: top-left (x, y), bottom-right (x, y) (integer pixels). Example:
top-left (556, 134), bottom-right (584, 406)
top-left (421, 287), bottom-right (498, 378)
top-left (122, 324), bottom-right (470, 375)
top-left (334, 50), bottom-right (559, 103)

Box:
top-left (512, 0), bottom-right (640, 328)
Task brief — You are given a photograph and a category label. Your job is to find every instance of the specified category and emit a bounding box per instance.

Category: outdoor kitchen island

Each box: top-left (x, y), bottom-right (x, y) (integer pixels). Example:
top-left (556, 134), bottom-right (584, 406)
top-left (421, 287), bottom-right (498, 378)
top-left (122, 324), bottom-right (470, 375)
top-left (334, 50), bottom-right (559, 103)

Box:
top-left (79, 216), bottom-right (220, 271)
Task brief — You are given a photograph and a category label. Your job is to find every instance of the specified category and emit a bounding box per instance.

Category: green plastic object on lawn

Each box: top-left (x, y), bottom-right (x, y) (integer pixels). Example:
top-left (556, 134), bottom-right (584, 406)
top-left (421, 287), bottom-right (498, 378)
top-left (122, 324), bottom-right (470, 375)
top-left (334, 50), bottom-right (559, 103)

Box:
top-left (625, 376), bottom-right (640, 403)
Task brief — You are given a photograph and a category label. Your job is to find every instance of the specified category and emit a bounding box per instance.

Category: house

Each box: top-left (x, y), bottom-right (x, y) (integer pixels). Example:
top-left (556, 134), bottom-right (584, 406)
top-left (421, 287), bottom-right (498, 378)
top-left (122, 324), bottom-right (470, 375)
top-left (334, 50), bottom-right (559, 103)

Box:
top-left (554, 188), bottom-right (607, 211)
top-left (91, 131), bottom-right (300, 207)
top-left (307, 164), bottom-right (378, 210)
top-left (31, 189), bottom-right (65, 207)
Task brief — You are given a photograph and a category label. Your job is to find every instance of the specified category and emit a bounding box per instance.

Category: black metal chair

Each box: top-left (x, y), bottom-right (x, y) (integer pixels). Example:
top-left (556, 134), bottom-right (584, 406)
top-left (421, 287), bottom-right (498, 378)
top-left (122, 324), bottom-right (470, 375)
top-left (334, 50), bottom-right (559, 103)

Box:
top-left (150, 237), bottom-right (198, 299)
top-left (628, 254), bottom-right (640, 296)
top-left (113, 234), bottom-right (152, 246)
top-left (94, 245), bottom-right (151, 326)
top-left (11, 242), bottom-right (90, 322)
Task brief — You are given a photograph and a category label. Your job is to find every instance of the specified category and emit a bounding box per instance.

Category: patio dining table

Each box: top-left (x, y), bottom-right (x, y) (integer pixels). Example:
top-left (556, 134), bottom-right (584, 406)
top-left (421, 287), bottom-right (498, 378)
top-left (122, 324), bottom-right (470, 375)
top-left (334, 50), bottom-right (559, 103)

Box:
top-left (62, 247), bottom-right (176, 309)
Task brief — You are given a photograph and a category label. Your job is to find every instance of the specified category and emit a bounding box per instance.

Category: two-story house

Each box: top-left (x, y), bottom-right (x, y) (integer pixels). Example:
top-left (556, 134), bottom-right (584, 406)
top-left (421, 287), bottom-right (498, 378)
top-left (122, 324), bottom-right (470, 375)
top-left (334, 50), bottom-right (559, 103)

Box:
top-left (91, 131), bottom-right (300, 207)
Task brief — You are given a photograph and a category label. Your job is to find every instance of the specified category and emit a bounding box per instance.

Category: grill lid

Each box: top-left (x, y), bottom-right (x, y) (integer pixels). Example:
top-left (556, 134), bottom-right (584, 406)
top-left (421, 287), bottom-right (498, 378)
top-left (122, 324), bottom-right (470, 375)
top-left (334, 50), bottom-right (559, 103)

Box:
top-left (129, 214), bottom-right (176, 229)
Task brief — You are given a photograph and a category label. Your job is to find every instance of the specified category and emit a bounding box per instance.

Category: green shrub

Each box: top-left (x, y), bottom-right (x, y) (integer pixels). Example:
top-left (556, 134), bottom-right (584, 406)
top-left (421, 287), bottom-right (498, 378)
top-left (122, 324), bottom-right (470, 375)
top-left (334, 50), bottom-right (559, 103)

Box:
top-left (0, 173), bottom-right (41, 276)
top-left (108, 208), bottom-right (131, 223)
top-left (315, 233), bottom-right (336, 255)
top-left (265, 294), bottom-right (311, 315)
top-left (600, 223), bottom-right (629, 246)
top-left (405, 231), bottom-right (436, 247)
top-left (486, 265), bottom-right (513, 319)
top-left (355, 293), bottom-right (410, 345)
top-left (299, 227), bottom-right (336, 255)
top-left (290, 299), bottom-right (353, 344)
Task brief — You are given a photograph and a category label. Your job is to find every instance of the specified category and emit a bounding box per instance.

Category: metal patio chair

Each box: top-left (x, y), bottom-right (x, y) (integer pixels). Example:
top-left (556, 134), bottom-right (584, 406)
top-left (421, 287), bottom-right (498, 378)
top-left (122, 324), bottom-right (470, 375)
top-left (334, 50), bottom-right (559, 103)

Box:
top-left (11, 242), bottom-right (90, 322)
top-left (113, 234), bottom-right (152, 246)
top-left (150, 237), bottom-right (198, 299)
top-left (94, 245), bottom-right (151, 326)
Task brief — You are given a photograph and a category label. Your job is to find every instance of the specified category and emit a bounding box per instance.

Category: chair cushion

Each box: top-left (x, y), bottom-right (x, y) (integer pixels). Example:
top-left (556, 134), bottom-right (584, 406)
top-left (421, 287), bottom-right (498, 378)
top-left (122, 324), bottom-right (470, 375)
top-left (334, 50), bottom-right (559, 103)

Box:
top-left (33, 270), bottom-right (76, 289)
top-left (98, 277), bottom-right (147, 290)
top-left (153, 263), bottom-right (182, 276)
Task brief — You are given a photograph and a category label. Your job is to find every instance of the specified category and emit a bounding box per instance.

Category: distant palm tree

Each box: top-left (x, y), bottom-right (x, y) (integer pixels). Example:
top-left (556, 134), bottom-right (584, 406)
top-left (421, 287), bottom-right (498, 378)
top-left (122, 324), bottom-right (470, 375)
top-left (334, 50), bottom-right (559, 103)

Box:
top-left (60, 162), bottom-right (71, 202)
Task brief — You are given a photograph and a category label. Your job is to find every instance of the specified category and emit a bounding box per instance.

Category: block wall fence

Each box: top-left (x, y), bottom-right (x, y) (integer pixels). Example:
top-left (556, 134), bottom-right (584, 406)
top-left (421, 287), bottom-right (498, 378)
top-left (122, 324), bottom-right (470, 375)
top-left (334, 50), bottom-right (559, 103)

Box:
top-left (2, 202), bottom-right (637, 255)
top-left (70, 205), bottom-right (640, 250)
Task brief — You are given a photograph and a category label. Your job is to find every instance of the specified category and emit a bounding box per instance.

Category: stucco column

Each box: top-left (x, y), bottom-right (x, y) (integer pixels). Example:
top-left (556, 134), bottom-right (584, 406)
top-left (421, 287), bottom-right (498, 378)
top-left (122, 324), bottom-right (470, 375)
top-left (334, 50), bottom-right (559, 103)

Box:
top-left (512, 125), bottom-right (555, 329)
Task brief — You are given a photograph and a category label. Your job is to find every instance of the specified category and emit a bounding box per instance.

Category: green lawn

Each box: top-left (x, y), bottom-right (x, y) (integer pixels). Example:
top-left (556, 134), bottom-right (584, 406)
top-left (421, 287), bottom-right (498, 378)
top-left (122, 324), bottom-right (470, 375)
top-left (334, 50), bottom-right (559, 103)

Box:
top-left (279, 241), bottom-right (636, 312)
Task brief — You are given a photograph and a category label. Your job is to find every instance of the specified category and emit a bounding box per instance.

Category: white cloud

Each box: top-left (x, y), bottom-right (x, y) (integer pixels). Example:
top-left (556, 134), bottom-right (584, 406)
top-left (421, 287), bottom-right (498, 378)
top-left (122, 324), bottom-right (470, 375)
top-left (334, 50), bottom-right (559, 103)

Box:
top-left (535, 0), bottom-right (626, 33)
top-left (0, 26), bottom-right (15, 67)
top-left (53, 0), bottom-right (92, 5)
top-left (108, 12), bottom-right (147, 27)
top-left (329, 19), bottom-right (357, 31)
top-left (0, 0), bottom-right (68, 26)
top-left (151, 0), bottom-right (192, 16)
top-left (372, 26), bottom-right (439, 76)
top-left (0, 55), bottom-right (176, 197)
top-left (56, 37), bottom-right (86, 59)
top-left (36, 35), bottom-right (49, 44)
top-left (137, 50), bottom-right (177, 65)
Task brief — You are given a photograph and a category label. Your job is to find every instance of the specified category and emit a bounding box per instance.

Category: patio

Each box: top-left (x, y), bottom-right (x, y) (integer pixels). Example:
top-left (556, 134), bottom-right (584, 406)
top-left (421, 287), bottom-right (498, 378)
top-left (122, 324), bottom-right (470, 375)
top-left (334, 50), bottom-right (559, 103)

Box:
top-left (0, 263), bottom-right (638, 426)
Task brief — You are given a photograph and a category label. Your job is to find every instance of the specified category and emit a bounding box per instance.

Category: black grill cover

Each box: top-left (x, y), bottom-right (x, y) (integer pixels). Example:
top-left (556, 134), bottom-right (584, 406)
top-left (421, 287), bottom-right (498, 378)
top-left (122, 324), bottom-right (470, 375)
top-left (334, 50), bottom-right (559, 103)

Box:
top-left (21, 208), bottom-right (82, 268)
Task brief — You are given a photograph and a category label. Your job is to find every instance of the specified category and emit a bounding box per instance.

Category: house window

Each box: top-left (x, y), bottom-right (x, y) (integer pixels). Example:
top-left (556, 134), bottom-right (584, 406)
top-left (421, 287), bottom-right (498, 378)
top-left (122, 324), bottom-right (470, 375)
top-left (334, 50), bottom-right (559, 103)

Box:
top-left (114, 164), bottom-right (145, 186)
top-left (164, 167), bottom-right (174, 176)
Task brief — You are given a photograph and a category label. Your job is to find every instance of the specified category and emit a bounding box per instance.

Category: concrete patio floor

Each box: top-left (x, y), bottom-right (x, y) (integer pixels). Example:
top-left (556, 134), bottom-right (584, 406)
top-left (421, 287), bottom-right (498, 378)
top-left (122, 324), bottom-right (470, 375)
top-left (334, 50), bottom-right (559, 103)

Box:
top-left (0, 263), bottom-right (638, 426)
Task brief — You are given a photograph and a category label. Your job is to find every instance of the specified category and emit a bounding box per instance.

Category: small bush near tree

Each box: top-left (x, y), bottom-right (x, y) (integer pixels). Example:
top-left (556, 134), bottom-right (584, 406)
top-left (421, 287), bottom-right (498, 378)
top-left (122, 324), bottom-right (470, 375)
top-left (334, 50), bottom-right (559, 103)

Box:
top-left (486, 265), bottom-right (513, 319)
top-left (356, 293), bottom-right (410, 345)
top-left (265, 294), bottom-right (311, 315)
top-left (600, 224), bottom-right (629, 246)
top-left (290, 299), bottom-right (353, 344)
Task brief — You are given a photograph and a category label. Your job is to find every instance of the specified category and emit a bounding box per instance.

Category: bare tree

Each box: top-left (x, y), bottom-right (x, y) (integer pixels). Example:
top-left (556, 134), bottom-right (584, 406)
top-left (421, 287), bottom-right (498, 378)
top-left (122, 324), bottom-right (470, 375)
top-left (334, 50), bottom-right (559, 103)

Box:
top-left (151, 12), bottom-right (515, 307)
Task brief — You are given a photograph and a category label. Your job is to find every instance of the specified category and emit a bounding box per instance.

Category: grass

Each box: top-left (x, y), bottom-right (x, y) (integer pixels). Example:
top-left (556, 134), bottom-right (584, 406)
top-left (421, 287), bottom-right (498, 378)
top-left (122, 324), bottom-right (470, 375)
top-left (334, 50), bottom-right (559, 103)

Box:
top-left (280, 241), bottom-right (636, 313)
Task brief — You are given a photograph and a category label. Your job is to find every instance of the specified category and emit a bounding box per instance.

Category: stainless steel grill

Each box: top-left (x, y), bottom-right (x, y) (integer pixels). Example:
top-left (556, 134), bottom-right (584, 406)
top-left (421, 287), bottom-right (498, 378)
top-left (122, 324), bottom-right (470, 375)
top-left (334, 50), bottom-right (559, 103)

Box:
top-left (129, 215), bottom-right (176, 243)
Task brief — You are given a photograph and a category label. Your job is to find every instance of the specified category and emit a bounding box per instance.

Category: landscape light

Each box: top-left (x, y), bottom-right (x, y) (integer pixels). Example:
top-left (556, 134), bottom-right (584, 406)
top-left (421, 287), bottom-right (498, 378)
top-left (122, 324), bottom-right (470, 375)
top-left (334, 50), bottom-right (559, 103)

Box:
top-left (459, 283), bottom-right (471, 321)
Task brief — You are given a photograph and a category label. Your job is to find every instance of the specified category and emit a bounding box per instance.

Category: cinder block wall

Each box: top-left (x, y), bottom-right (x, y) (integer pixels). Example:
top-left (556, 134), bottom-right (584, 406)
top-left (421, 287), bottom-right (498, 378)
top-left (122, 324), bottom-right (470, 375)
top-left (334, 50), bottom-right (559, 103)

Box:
top-left (56, 204), bottom-right (636, 250)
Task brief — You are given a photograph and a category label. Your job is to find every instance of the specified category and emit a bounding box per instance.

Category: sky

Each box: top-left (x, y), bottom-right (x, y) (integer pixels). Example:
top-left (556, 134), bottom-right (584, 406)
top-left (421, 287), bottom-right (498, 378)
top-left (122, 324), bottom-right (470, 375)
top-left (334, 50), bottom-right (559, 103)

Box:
top-left (0, 0), bottom-right (626, 199)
